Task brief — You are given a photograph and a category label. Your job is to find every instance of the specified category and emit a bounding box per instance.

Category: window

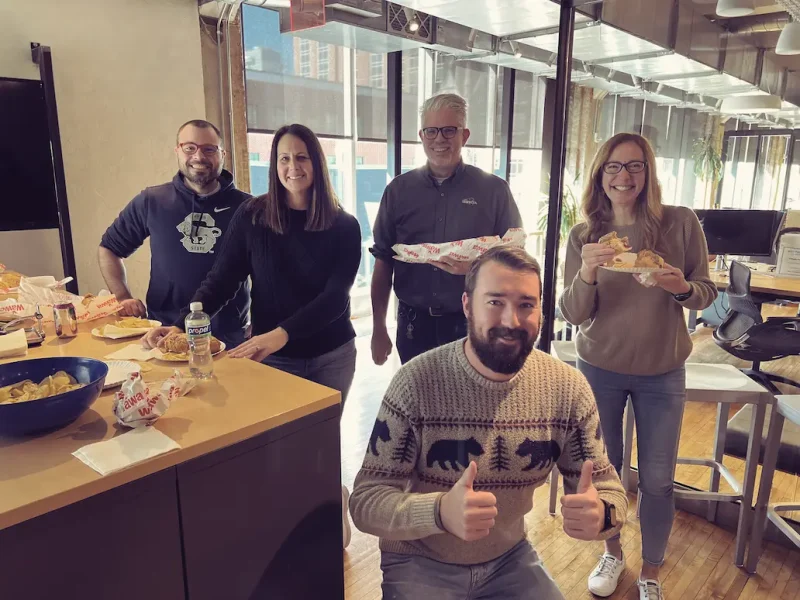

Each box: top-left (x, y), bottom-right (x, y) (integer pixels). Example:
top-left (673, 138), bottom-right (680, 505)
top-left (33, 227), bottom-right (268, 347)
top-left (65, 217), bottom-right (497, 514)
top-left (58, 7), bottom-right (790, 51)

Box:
top-left (298, 39), bottom-right (311, 78)
top-left (318, 44), bottom-right (329, 80)
top-left (243, 6), bottom-right (346, 135)
top-left (369, 53), bottom-right (384, 87)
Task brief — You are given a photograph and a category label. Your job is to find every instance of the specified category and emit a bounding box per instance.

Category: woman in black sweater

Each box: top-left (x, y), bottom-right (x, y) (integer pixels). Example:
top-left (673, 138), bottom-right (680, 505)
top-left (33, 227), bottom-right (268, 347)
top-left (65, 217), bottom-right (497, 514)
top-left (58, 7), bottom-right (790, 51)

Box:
top-left (145, 123), bottom-right (362, 402)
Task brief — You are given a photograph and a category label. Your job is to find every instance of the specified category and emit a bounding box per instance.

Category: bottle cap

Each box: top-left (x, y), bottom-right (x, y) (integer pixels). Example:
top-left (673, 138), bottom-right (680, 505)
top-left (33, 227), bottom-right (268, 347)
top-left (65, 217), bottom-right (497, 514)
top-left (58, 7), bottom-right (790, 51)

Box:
top-left (189, 302), bottom-right (203, 312)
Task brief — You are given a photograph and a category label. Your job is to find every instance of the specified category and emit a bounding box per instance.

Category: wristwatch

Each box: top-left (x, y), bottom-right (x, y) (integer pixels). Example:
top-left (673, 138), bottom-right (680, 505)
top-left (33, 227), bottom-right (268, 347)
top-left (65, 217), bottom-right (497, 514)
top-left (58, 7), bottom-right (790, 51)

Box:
top-left (601, 500), bottom-right (617, 531)
top-left (672, 286), bottom-right (693, 302)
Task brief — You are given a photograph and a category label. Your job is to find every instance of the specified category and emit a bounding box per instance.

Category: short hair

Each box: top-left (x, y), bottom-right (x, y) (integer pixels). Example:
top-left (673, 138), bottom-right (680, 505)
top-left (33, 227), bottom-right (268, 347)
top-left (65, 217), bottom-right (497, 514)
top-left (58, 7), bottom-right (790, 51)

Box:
top-left (419, 93), bottom-right (468, 128)
top-left (465, 246), bottom-right (541, 298)
top-left (176, 119), bottom-right (223, 146)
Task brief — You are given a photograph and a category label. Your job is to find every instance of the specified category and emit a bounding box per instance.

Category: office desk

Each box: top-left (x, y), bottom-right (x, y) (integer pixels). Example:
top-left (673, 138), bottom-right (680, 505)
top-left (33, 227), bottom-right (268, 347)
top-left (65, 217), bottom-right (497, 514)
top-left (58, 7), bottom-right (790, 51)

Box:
top-left (709, 269), bottom-right (800, 300)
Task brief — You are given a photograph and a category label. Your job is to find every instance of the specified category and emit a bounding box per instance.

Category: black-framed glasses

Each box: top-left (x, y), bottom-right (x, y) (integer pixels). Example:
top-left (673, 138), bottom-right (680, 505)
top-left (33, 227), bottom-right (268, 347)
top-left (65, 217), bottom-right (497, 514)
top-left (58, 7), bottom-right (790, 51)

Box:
top-left (603, 160), bottom-right (646, 175)
top-left (421, 126), bottom-right (461, 140)
top-left (179, 142), bottom-right (222, 157)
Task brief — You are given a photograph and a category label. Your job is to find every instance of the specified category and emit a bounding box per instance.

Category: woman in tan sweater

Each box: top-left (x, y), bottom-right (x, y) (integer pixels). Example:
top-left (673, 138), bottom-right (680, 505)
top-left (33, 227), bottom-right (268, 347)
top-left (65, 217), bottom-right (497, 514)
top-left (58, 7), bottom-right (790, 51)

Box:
top-left (560, 133), bottom-right (717, 600)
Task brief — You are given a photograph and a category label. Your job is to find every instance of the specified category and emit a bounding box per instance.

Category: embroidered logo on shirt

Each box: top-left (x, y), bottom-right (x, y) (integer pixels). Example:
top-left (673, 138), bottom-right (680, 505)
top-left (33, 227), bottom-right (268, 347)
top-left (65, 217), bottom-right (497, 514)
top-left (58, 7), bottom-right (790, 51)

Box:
top-left (176, 212), bottom-right (222, 254)
top-left (213, 206), bottom-right (231, 213)
top-left (461, 197), bottom-right (478, 205)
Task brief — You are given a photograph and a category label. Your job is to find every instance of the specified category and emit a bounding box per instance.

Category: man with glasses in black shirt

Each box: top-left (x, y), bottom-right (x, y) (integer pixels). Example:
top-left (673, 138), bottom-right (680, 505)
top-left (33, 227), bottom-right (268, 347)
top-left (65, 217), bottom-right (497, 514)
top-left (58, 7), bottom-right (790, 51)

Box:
top-left (98, 119), bottom-right (251, 349)
top-left (370, 93), bottom-right (523, 365)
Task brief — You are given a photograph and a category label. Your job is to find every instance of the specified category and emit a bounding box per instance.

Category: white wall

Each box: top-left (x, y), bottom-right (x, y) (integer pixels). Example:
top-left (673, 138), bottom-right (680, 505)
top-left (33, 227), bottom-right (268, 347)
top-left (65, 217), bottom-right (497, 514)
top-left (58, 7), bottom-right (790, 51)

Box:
top-left (0, 0), bottom-right (206, 297)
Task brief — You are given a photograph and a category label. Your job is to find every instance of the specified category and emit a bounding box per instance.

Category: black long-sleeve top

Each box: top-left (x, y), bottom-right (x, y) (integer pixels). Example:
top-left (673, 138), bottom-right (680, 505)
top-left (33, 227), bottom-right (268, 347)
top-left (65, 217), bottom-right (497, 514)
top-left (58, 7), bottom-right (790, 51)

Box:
top-left (177, 201), bottom-right (362, 359)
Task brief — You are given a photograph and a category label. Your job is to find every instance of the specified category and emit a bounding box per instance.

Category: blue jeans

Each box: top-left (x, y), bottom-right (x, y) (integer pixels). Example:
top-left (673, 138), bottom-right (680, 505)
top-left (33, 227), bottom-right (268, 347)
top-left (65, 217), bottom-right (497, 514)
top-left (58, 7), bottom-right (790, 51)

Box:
top-left (263, 339), bottom-right (357, 407)
top-left (577, 359), bottom-right (686, 566)
top-left (380, 541), bottom-right (564, 600)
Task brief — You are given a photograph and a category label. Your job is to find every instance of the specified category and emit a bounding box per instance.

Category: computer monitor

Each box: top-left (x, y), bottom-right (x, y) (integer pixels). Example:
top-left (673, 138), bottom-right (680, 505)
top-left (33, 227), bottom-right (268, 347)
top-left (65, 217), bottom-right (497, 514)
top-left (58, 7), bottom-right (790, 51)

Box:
top-left (693, 209), bottom-right (784, 257)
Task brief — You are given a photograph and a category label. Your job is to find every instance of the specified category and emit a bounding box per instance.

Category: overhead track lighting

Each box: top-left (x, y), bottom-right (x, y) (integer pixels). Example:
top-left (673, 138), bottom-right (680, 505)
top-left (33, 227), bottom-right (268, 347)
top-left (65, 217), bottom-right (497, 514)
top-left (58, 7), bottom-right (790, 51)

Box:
top-left (408, 14), bottom-right (420, 33)
top-left (716, 0), bottom-right (755, 18)
top-left (776, 21), bottom-right (800, 55)
top-left (510, 41), bottom-right (522, 59)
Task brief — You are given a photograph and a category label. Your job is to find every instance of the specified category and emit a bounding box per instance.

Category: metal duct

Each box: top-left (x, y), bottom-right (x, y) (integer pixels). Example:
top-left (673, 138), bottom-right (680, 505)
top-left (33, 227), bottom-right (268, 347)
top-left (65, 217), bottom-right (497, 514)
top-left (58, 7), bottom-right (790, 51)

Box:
top-left (725, 15), bottom-right (790, 35)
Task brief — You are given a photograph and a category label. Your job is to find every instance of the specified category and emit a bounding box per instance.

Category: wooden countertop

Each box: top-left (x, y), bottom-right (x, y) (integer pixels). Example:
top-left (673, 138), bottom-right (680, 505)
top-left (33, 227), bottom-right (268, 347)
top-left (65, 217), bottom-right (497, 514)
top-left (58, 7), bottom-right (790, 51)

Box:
top-left (0, 319), bottom-right (340, 531)
top-left (709, 269), bottom-right (800, 299)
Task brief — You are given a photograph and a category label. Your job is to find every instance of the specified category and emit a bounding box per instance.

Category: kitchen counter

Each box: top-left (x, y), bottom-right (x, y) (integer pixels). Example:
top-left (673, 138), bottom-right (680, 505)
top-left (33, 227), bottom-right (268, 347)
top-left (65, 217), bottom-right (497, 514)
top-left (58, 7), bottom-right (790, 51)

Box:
top-left (0, 319), bottom-right (344, 600)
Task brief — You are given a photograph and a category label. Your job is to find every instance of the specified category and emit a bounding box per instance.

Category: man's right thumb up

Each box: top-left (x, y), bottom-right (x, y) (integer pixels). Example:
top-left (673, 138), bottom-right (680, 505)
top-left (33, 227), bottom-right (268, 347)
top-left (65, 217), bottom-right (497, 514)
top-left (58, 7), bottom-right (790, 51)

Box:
top-left (457, 461), bottom-right (478, 489)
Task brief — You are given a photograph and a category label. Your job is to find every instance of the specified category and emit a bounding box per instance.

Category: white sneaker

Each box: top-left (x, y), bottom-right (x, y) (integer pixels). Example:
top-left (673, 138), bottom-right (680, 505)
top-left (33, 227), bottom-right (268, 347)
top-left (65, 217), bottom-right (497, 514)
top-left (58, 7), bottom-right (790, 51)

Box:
top-left (587, 552), bottom-right (625, 597)
top-left (342, 485), bottom-right (352, 549)
top-left (637, 578), bottom-right (664, 600)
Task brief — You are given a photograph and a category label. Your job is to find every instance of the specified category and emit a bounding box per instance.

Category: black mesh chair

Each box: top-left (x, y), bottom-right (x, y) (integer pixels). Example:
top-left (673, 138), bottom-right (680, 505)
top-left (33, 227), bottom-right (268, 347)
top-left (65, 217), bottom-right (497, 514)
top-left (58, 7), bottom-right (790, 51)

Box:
top-left (713, 260), bottom-right (800, 394)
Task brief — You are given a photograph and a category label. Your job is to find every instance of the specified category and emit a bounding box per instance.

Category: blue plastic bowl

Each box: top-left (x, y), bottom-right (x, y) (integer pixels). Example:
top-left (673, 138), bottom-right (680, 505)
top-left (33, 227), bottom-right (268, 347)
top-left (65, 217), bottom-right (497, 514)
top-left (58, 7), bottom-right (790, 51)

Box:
top-left (0, 357), bottom-right (108, 436)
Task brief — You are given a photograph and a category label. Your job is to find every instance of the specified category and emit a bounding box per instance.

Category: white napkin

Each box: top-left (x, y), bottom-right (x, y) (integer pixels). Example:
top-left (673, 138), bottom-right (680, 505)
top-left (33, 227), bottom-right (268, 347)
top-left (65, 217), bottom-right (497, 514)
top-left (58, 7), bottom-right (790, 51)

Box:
top-left (0, 329), bottom-right (28, 359)
top-left (104, 344), bottom-right (157, 361)
top-left (72, 427), bottom-right (181, 476)
top-left (100, 324), bottom-right (152, 339)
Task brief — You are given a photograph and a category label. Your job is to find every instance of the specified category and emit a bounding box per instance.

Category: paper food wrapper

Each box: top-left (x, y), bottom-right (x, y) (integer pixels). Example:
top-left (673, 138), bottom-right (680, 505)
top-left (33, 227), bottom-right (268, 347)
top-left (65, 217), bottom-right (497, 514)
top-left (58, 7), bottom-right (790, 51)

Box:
top-left (0, 264), bottom-right (22, 294)
top-left (392, 228), bottom-right (527, 264)
top-left (113, 370), bottom-right (199, 428)
top-left (0, 278), bottom-right (122, 323)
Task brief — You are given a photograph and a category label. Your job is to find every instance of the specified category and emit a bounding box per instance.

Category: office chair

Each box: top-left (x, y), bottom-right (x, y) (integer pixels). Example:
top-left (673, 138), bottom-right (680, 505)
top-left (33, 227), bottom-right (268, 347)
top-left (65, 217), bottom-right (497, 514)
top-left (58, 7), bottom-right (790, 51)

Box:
top-left (713, 261), bottom-right (800, 394)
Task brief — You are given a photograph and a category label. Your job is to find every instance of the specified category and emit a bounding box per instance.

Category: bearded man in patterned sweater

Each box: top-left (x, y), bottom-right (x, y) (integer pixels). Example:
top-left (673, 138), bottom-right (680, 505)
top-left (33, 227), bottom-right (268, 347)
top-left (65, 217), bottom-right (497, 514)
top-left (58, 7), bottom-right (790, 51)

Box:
top-left (350, 246), bottom-right (628, 600)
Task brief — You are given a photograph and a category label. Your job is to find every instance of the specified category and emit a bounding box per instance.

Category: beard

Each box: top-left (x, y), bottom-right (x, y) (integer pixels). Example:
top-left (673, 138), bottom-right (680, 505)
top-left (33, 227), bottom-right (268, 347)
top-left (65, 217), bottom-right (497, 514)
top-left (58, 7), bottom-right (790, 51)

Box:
top-left (467, 313), bottom-right (536, 375)
top-left (181, 159), bottom-right (222, 188)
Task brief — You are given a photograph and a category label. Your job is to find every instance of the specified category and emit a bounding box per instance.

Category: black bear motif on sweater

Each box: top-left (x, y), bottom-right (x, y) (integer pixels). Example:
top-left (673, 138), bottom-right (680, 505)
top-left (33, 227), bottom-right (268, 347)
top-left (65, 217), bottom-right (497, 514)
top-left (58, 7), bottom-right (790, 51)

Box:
top-left (369, 419), bottom-right (391, 456)
top-left (426, 437), bottom-right (484, 471)
top-left (516, 439), bottom-right (561, 471)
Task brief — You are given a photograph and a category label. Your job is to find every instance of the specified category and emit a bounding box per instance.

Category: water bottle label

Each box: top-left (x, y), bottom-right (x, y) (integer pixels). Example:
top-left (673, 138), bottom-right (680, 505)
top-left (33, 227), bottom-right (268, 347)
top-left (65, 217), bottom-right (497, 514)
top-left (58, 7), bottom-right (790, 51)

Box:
top-left (187, 324), bottom-right (211, 336)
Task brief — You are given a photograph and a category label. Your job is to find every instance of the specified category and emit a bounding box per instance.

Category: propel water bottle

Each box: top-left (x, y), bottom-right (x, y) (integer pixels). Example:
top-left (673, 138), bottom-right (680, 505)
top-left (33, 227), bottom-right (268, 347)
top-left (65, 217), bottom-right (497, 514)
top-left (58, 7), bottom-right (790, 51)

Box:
top-left (186, 302), bottom-right (213, 379)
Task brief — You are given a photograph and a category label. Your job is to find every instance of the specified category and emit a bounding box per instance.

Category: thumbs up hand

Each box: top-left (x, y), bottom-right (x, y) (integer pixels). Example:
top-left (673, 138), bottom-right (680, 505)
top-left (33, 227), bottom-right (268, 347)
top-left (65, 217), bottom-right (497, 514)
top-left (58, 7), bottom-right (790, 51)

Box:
top-left (560, 460), bottom-right (605, 540)
top-left (439, 461), bottom-right (498, 542)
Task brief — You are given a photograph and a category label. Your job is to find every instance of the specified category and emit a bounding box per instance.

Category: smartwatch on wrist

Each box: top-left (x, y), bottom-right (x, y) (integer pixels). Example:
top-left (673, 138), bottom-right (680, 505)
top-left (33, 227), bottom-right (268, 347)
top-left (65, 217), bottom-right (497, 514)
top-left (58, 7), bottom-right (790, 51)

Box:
top-left (672, 286), bottom-right (693, 302)
top-left (601, 500), bottom-right (617, 531)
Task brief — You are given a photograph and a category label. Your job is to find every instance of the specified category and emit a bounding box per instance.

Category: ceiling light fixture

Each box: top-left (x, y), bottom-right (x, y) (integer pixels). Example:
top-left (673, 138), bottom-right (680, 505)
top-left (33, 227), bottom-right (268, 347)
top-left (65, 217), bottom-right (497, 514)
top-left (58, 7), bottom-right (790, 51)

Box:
top-left (720, 94), bottom-right (782, 114)
top-left (407, 14), bottom-right (420, 33)
top-left (511, 41), bottom-right (522, 59)
top-left (716, 0), bottom-right (755, 17)
top-left (776, 21), bottom-right (800, 55)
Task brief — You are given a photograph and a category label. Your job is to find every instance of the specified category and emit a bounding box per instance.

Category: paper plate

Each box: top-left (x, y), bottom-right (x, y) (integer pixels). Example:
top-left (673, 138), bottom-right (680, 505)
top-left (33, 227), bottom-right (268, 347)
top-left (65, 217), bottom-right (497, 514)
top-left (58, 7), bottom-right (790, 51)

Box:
top-left (153, 342), bottom-right (226, 363)
top-left (92, 319), bottom-right (161, 340)
top-left (102, 360), bottom-right (141, 390)
top-left (599, 252), bottom-right (667, 274)
top-left (600, 265), bottom-right (668, 274)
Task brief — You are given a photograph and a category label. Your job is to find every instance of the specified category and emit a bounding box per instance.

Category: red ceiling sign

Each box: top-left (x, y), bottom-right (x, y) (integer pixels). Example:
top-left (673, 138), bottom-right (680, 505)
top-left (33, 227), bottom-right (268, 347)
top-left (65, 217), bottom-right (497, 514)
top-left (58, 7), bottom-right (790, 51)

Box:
top-left (290, 0), bottom-right (326, 31)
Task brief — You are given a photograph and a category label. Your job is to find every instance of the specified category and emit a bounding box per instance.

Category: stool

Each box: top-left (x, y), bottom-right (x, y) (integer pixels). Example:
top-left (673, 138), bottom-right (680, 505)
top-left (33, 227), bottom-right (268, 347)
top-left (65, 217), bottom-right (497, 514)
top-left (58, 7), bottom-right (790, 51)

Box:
top-left (673, 363), bottom-right (772, 567)
top-left (546, 361), bottom-right (772, 569)
top-left (746, 395), bottom-right (800, 573)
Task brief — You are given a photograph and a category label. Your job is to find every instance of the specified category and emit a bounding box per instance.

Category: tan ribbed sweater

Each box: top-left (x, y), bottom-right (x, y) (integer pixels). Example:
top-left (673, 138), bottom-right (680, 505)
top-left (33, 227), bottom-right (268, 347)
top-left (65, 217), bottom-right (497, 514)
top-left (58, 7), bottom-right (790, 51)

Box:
top-left (560, 205), bottom-right (717, 376)
top-left (349, 341), bottom-right (627, 566)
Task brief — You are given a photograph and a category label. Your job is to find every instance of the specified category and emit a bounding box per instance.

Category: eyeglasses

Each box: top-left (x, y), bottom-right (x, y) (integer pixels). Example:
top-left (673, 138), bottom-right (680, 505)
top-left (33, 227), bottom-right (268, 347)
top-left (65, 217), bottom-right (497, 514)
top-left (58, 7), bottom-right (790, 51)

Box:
top-left (603, 160), bottom-right (646, 175)
top-left (421, 126), bottom-right (461, 140)
top-left (179, 142), bottom-right (222, 157)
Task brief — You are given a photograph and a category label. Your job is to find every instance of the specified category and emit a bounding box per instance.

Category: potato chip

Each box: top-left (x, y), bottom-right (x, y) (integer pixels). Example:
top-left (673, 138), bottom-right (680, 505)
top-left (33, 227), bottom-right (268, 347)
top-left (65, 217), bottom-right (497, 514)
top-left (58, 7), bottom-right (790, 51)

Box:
top-left (0, 371), bottom-right (84, 404)
top-left (116, 318), bottom-right (153, 329)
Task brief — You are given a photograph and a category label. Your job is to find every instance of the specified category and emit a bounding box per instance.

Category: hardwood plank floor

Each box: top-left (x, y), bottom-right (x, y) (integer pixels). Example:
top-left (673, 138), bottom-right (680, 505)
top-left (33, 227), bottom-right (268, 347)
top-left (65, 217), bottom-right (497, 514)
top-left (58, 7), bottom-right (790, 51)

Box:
top-left (341, 314), bottom-right (800, 600)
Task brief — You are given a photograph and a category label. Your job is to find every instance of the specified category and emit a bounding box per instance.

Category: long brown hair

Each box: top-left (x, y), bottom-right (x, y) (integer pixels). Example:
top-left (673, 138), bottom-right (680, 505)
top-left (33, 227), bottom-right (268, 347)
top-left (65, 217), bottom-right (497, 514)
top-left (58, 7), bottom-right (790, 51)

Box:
top-left (580, 133), bottom-right (664, 251)
top-left (250, 124), bottom-right (340, 233)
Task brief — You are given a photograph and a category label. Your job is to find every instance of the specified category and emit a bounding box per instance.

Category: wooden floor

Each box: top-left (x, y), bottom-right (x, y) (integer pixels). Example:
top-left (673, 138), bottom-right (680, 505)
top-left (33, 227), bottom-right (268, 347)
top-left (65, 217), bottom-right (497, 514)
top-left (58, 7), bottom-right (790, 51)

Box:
top-left (340, 308), bottom-right (800, 600)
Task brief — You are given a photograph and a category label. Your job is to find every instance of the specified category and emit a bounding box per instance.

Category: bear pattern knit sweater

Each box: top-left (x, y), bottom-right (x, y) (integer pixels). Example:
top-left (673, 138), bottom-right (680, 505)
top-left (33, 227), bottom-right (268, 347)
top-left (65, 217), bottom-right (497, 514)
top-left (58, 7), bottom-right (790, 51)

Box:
top-left (350, 340), bottom-right (627, 566)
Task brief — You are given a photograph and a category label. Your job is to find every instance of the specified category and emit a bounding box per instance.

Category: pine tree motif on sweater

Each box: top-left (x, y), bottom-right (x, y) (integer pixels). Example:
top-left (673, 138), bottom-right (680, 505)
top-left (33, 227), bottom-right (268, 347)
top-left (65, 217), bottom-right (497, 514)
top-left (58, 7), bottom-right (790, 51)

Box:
top-left (490, 435), bottom-right (511, 471)
top-left (392, 428), bottom-right (416, 464)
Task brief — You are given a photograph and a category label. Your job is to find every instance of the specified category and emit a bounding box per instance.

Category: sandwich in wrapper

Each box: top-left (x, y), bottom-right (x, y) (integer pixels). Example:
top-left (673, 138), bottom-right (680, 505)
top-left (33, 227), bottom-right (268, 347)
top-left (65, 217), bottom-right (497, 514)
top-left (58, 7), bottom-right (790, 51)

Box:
top-left (113, 370), bottom-right (198, 428)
